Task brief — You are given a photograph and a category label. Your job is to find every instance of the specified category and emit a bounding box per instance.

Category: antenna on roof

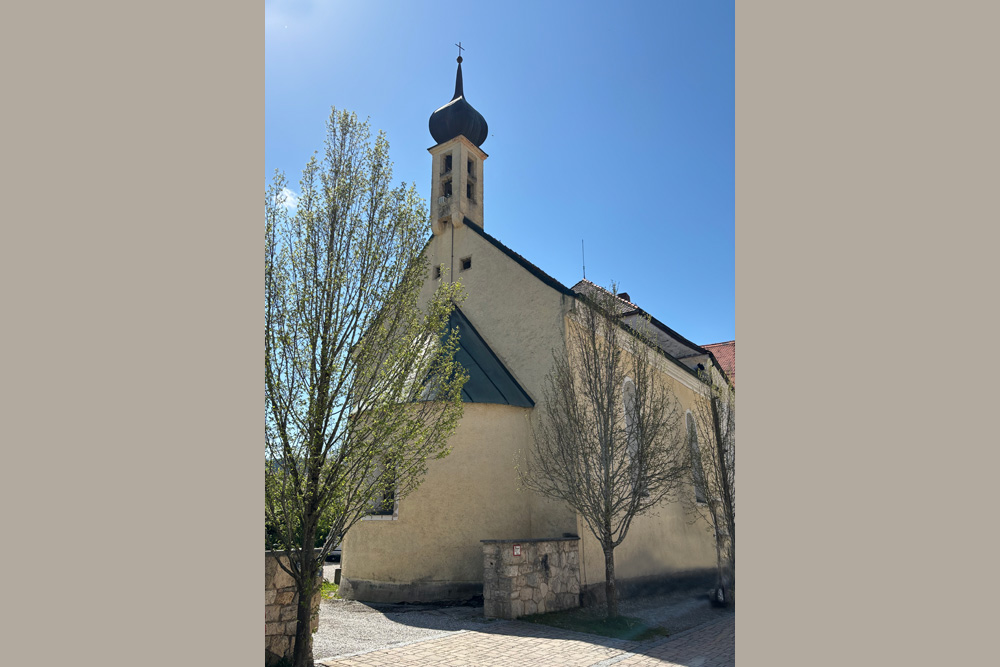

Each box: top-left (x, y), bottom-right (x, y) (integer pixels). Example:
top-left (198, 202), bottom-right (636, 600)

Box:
top-left (582, 239), bottom-right (586, 280)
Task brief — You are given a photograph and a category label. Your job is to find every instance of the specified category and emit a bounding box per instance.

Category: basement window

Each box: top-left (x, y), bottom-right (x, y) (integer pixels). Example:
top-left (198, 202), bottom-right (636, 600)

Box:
top-left (460, 256), bottom-right (472, 271)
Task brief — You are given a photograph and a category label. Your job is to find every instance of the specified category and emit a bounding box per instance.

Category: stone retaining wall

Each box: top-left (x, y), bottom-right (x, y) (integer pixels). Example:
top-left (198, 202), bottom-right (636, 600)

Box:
top-left (481, 537), bottom-right (580, 619)
top-left (265, 551), bottom-right (322, 666)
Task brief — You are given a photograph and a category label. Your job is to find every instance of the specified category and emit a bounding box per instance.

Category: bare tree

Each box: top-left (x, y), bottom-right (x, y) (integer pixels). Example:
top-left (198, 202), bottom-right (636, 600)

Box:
top-left (685, 372), bottom-right (735, 605)
top-left (520, 285), bottom-right (688, 619)
top-left (265, 109), bottom-right (467, 667)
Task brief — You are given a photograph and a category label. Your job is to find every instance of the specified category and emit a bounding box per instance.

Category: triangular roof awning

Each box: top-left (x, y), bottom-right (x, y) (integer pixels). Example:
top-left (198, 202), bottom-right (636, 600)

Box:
top-left (448, 308), bottom-right (533, 407)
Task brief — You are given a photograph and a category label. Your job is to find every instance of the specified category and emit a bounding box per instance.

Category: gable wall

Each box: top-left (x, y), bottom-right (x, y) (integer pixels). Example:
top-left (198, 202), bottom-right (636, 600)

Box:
top-left (421, 224), bottom-right (580, 539)
top-left (340, 224), bottom-right (578, 601)
top-left (421, 224), bottom-right (570, 402)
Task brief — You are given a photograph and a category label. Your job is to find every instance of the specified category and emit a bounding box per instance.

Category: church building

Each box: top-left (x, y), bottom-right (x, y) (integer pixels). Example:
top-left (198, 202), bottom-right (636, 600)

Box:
top-left (339, 56), bottom-right (733, 604)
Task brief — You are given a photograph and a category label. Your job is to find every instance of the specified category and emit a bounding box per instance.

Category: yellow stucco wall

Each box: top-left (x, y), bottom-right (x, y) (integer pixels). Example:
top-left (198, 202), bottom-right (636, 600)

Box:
top-left (343, 222), bottom-right (718, 601)
top-left (421, 221), bottom-right (571, 399)
top-left (342, 225), bottom-right (578, 597)
top-left (576, 496), bottom-right (717, 591)
top-left (423, 222), bottom-right (580, 537)
top-left (343, 403), bottom-right (535, 587)
top-left (563, 314), bottom-right (718, 592)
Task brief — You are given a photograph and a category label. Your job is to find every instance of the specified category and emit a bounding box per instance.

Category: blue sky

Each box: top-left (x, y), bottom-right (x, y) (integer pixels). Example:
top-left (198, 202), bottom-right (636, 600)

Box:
top-left (265, 0), bottom-right (734, 345)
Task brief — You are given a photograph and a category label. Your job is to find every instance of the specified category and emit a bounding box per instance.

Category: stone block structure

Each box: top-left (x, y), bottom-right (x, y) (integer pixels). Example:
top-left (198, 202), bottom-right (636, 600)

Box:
top-left (481, 537), bottom-right (580, 619)
top-left (265, 551), bottom-right (322, 666)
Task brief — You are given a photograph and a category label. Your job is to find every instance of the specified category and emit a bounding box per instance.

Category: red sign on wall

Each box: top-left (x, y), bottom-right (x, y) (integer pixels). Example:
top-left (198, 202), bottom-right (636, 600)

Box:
top-left (513, 544), bottom-right (521, 557)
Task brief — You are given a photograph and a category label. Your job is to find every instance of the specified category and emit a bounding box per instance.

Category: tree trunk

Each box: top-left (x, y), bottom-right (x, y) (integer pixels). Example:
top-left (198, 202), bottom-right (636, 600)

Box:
top-left (603, 546), bottom-right (618, 619)
top-left (714, 527), bottom-right (724, 589)
top-left (710, 395), bottom-right (735, 602)
top-left (292, 584), bottom-right (315, 667)
top-left (291, 551), bottom-right (317, 667)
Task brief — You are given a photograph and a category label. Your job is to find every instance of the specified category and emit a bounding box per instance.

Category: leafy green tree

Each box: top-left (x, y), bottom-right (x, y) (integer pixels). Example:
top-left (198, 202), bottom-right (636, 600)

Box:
top-left (519, 285), bottom-right (688, 619)
top-left (265, 109), bottom-right (466, 667)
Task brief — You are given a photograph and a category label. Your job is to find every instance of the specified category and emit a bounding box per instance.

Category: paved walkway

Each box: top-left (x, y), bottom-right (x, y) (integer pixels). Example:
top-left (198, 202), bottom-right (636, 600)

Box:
top-left (317, 614), bottom-right (734, 667)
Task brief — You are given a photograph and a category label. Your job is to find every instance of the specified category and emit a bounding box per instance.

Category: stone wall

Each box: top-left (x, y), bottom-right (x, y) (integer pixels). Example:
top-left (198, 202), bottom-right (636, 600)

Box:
top-left (265, 551), bottom-right (322, 666)
top-left (481, 537), bottom-right (580, 619)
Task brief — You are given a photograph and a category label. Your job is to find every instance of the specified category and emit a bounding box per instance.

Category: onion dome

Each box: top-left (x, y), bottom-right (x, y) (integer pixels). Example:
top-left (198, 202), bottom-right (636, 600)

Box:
top-left (428, 56), bottom-right (488, 147)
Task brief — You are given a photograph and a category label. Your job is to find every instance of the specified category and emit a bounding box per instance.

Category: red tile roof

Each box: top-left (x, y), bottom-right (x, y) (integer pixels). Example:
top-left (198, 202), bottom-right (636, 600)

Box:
top-left (701, 340), bottom-right (735, 386)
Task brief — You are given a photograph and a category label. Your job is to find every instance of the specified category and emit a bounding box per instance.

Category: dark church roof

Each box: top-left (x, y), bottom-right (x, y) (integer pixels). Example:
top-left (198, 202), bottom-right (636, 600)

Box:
top-left (571, 280), bottom-right (734, 387)
top-left (428, 57), bottom-right (489, 147)
top-left (457, 223), bottom-right (731, 387)
top-left (448, 307), bottom-right (533, 407)
top-left (571, 280), bottom-right (706, 353)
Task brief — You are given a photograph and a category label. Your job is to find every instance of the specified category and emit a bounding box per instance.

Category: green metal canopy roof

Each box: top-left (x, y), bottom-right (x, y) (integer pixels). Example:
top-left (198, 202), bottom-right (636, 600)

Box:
top-left (448, 307), bottom-right (533, 408)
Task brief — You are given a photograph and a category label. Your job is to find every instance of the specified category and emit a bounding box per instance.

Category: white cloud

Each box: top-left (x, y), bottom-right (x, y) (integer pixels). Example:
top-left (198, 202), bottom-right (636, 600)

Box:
top-left (265, 0), bottom-right (322, 31)
top-left (278, 187), bottom-right (299, 210)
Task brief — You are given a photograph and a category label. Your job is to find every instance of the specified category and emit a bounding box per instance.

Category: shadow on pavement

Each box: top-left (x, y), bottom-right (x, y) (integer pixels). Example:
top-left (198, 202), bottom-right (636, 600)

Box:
top-left (323, 587), bottom-right (732, 653)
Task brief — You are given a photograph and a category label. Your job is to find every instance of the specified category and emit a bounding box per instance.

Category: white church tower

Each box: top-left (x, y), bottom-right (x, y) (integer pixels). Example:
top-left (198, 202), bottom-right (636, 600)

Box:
top-left (427, 51), bottom-right (489, 236)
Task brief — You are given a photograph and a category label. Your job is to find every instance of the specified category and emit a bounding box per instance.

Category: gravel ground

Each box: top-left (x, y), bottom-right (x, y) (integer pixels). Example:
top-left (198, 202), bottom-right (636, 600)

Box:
top-left (312, 595), bottom-right (506, 662)
top-left (313, 565), bottom-right (731, 663)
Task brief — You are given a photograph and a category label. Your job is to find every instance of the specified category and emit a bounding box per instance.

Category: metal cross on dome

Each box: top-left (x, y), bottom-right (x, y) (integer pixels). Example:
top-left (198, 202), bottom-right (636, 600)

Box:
top-left (455, 42), bottom-right (464, 59)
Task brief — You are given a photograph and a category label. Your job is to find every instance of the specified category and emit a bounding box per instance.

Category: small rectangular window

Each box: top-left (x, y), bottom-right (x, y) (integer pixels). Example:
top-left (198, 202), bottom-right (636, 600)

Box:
top-left (442, 180), bottom-right (452, 197)
top-left (372, 487), bottom-right (395, 516)
top-left (444, 154), bottom-right (452, 173)
top-left (466, 182), bottom-right (473, 199)
top-left (460, 256), bottom-right (472, 271)
top-left (467, 159), bottom-right (474, 175)
top-left (366, 459), bottom-right (398, 519)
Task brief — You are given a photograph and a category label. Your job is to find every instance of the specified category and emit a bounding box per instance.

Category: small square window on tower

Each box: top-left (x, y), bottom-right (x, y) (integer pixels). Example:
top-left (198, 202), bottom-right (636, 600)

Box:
top-left (442, 180), bottom-right (452, 197)
top-left (444, 154), bottom-right (452, 173)
top-left (460, 256), bottom-right (472, 271)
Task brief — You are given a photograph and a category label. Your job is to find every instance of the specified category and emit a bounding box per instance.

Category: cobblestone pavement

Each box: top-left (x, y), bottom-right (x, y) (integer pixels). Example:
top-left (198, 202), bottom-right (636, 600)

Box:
top-left (317, 614), bottom-right (734, 667)
top-left (616, 617), bottom-right (734, 667)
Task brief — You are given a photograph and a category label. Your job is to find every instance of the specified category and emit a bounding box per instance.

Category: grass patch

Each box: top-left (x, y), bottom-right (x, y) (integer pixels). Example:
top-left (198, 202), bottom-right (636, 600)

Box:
top-left (520, 608), bottom-right (670, 641)
top-left (321, 581), bottom-right (340, 600)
